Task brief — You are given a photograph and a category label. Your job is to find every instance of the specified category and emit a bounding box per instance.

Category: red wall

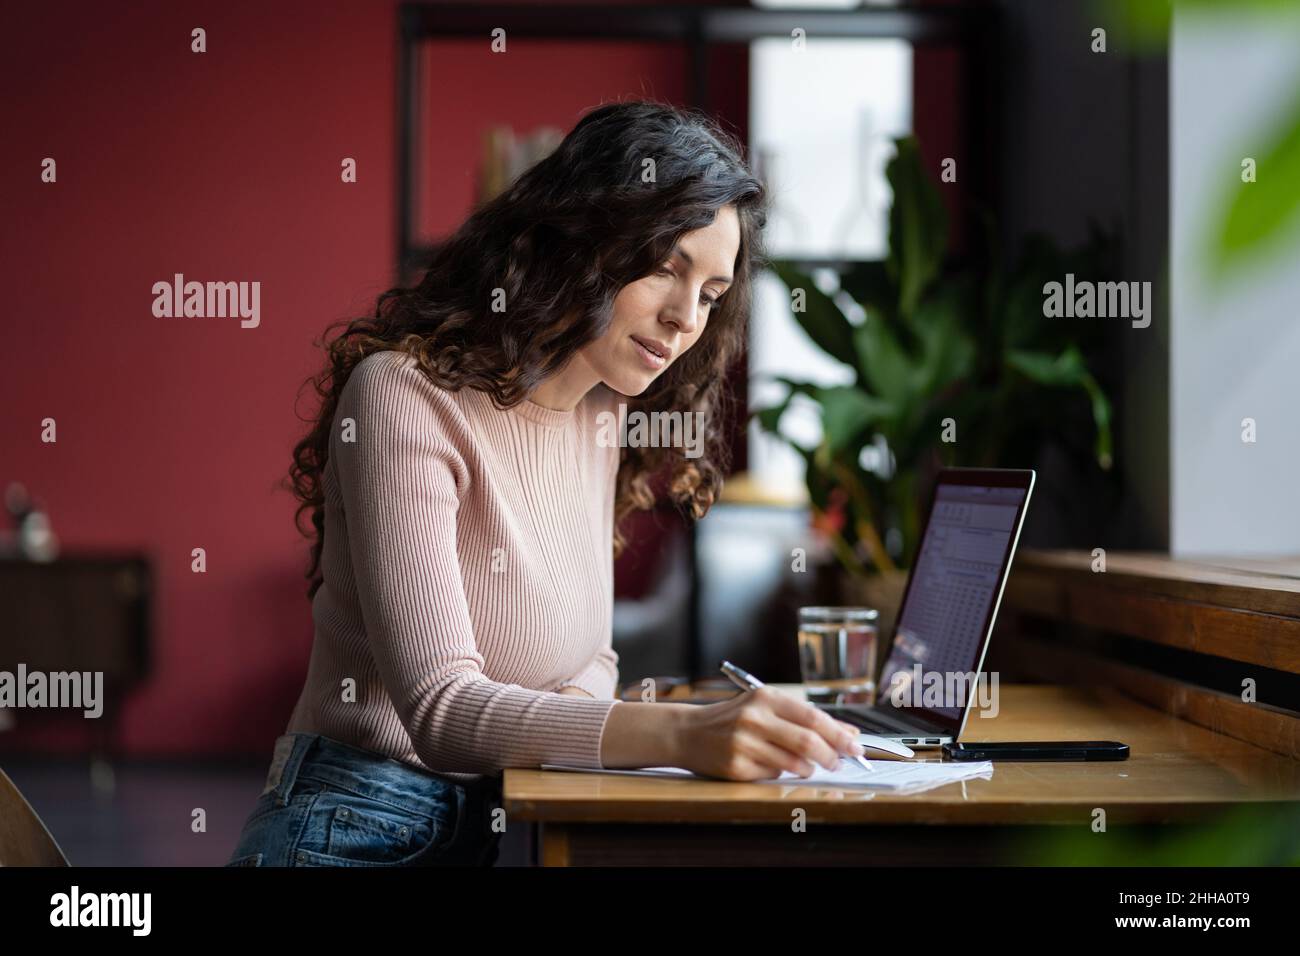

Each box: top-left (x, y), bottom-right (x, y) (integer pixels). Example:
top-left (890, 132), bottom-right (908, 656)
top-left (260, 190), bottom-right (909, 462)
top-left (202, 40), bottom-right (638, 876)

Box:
top-left (2, 0), bottom-right (953, 759)
top-left (0, 1), bottom-right (401, 757)
top-left (0, 0), bottom-right (734, 758)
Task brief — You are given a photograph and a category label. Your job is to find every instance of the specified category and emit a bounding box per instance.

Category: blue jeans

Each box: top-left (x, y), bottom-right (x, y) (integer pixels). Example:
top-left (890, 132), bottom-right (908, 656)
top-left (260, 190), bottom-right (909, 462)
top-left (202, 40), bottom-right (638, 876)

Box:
top-left (225, 733), bottom-right (504, 867)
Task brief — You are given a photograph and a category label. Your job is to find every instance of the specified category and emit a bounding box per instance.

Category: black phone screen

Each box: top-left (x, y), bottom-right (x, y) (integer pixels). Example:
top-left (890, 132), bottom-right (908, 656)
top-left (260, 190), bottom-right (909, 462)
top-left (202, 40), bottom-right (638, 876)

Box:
top-left (944, 741), bottom-right (1129, 761)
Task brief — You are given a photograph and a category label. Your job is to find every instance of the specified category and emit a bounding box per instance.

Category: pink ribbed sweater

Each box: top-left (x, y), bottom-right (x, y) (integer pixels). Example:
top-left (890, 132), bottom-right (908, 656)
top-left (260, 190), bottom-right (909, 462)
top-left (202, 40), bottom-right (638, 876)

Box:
top-left (284, 349), bottom-right (623, 783)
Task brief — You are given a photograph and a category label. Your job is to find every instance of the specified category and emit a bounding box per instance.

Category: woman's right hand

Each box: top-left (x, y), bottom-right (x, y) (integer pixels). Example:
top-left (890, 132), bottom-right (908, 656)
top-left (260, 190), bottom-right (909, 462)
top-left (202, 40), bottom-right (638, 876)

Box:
top-left (672, 687), bottom-right (865, 781)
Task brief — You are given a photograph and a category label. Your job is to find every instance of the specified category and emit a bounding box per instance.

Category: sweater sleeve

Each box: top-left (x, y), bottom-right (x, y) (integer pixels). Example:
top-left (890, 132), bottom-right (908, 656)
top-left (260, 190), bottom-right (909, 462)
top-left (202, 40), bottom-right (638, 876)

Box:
top-left (332, 354), bottom-right (620, 774)
top-left (555, 643), bottom-right (620, 700)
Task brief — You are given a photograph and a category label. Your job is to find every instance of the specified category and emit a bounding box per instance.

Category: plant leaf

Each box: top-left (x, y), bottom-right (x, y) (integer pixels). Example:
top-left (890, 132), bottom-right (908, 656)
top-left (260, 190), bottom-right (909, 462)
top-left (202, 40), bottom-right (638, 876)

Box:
top-left (914, 293), bottom-right (977, 397)
top-left (885, 136), bottom-right (948, 319)
top-left (767, 260), bottom-right (859, 368)
top-left (1214, 90), bottom-right (1300, 274)
top-left (838, 259), bottom-right (897, 320)
top-left (854, 314), bottom-right (913, 405)
top-left (1006, 346), bottom-right (1113, 468)
top-left (818, 386), bottom-right (894, 452)
top-left (1005, 346), bottom-right (1087, 386)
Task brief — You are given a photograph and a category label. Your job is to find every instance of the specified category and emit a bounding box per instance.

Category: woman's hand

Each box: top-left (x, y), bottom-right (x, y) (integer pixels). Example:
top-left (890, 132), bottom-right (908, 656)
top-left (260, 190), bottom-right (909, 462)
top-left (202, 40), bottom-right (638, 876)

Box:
top-left (555, 686), bottom-right (595, 698)
top-left (672, 686), bottom-right (864, 781)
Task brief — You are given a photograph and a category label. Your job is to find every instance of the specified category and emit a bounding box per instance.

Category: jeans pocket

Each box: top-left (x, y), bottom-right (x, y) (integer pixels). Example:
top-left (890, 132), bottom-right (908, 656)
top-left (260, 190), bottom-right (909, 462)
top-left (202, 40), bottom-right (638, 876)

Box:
top-left (239, 791), bottom-right (280, 829)
top-left (295, 788), bottom-right (455, 867)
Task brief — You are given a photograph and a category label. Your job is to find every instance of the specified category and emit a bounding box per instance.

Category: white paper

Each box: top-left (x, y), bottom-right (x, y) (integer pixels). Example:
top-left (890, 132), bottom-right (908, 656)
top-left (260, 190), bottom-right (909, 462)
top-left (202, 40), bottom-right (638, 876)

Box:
top-left (540, 758), bottom-right (994, 795)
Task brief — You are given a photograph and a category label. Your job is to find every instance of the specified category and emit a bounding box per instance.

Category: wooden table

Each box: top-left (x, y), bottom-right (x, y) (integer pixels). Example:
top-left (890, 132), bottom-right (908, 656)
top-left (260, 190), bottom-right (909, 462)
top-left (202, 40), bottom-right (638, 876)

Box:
top-left (503, 684), bottom-right (1300, 865)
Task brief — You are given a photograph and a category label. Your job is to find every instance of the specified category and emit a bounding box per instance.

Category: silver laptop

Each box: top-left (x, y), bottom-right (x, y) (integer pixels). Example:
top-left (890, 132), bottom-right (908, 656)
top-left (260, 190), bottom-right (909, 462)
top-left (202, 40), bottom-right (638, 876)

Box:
top-left (817, 468), bottom-right (1035, 748)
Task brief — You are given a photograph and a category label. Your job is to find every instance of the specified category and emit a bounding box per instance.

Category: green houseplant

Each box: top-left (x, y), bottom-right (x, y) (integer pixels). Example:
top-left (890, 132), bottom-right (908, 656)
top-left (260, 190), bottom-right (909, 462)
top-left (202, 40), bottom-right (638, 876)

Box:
top-left (754, 136), bottom-right (1116, 578)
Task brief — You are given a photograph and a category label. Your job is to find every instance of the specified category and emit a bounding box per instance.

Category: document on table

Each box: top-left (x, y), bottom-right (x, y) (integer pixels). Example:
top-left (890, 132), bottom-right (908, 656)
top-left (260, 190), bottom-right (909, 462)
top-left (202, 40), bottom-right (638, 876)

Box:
top-left (539, 758), bottom-right (994, 795)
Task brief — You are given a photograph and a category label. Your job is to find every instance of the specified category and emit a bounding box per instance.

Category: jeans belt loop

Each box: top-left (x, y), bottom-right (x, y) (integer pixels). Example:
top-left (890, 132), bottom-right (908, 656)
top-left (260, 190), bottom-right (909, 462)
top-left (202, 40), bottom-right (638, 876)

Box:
top-left (267, 733), bottom-right (314, 807)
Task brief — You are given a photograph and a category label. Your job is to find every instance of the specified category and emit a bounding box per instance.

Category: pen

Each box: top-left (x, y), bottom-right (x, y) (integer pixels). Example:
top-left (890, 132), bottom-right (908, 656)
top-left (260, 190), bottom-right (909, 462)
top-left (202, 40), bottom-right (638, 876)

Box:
top-left (718, 660), bottom-right (872, 772)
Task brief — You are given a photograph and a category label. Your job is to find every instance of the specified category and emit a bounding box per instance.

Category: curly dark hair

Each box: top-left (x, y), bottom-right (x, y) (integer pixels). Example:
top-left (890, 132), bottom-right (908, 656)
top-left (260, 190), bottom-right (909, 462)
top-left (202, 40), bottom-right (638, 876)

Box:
top-left (286, 100), bottom-right (770, 598)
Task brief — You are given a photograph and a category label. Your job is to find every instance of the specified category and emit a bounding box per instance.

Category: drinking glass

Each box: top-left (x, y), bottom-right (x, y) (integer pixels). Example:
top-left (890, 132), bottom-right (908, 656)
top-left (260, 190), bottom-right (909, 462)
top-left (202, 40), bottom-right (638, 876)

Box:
top-left (797, 606), bottom-right (879, 705)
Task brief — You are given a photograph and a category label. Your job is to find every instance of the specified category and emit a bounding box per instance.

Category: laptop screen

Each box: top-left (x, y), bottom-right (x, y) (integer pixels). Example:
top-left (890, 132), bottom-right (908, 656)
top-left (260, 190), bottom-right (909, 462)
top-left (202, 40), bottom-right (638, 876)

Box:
top-left (875, 474), bottom-right (1032, 727)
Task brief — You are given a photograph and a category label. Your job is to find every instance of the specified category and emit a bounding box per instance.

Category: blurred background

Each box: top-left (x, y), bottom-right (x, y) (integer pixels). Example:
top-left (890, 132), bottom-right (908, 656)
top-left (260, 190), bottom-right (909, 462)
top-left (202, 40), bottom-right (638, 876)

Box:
top-left (2, 0), bottom-right (1299, 866)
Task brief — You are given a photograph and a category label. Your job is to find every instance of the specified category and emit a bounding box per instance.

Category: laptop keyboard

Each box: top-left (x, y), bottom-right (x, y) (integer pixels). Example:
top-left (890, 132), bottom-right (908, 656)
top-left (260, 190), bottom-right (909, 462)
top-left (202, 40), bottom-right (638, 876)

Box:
top-left (820, 705), bottom-right (945, 739)
top-left (822, 706), bottom-right (906, 734)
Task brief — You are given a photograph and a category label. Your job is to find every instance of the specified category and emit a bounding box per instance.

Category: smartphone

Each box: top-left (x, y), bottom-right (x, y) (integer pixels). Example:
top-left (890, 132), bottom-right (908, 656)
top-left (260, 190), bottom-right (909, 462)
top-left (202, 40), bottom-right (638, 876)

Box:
top-left (943, 741), bottom-right (1129, 761)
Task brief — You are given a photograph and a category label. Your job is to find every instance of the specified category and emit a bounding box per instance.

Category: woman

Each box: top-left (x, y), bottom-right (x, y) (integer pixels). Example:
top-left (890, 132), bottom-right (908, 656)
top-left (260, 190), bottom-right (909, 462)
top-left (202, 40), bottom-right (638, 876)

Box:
top-left (226, 101), bottom-right (866, 868)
